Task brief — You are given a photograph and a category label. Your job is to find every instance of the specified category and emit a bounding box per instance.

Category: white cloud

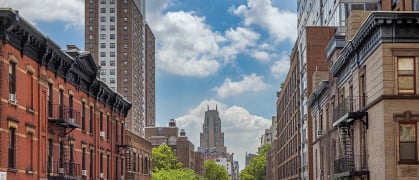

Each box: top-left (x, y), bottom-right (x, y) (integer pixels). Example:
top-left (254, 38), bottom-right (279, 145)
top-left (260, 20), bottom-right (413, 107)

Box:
top-left (214, 73), bottom-right (269, 98)
top-left (1, 0), bottom-right (84, 28)
top-left (175, 99), bottom-right (271, 170)
top-left (250, 50), bottom-right (270, 63)
top-left (271, 52), bottom-right (290, 79)
top-left (231, 0), bottom-right (297, 43)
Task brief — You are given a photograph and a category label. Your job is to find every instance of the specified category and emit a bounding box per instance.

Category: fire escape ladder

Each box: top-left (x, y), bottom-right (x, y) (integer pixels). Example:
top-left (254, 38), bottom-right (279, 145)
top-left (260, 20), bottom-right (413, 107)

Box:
top-left (338, 124), bottom-right (354, 170)
top-left (125, 136), bottom-right (134, 180)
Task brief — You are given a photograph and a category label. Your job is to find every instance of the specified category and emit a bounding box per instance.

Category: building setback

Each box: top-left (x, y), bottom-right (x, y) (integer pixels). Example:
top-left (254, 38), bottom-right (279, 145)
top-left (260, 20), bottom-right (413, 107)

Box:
top-left (308, 11), bottom-right (419, 180)
top-left (0, 9), bottom-right (151, 180)
top-left (85, 0), bottom-right (155, 137)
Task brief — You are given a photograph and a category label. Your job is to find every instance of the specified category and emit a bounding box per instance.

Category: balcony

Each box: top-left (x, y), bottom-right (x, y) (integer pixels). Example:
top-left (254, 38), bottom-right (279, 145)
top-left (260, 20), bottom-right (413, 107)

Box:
top-left (48, 161), bottom-right (81, 180)
top-left (48, 104), bottom-right (80, 129)
top-left (333, 96), bottom-right (367, 127)
top-left (334, 155), bottom-right (369, 178)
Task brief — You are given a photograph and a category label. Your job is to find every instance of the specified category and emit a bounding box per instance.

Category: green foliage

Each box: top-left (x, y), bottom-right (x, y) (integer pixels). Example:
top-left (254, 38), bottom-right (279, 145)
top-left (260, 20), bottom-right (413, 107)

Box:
top-left (203, 160), bottom-right (229, 180)
top-left (151, 144), bottom-right (183, 172)
top-left (239, 144), bottom-right (272, 180)
top-left (152, 168), bottom-right (203, 180)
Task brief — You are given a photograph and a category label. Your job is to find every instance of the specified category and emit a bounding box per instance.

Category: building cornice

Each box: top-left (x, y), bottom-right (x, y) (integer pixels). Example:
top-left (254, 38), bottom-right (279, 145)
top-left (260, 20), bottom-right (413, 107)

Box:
top-left (331, 12), bottom-right (419, 78)
top-left (0, 9), bottom-right (131, 117)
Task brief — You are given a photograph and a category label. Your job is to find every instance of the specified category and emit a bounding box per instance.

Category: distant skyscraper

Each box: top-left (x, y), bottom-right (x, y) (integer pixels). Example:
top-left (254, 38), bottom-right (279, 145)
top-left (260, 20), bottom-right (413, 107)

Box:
top-left (198, 106), bottom-right (227, 156)
top-left (85, 0), bottom-right (155, 136)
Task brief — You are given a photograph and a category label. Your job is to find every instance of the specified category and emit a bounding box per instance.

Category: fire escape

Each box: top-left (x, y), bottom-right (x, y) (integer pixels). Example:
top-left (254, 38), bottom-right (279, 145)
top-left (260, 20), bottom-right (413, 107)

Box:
top-left (333, 96), bottom-right (369, 179)
top-left (124, 135), bottom-right (135, 180)
top-left (48, 103), bottom-right (81, 180)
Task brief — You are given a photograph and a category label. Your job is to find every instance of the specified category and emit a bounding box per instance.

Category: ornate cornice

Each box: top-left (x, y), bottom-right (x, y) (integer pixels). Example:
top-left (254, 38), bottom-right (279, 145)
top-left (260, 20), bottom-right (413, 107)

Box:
top-left (331, 12), bottom-right (419, 78)
top-left (0, 9), bottom-right (131, 117)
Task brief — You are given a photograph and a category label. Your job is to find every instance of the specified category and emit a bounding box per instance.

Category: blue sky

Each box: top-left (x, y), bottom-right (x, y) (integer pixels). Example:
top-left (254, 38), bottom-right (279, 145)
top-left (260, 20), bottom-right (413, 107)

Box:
top-left (2, 0), bottom-right (297, 170)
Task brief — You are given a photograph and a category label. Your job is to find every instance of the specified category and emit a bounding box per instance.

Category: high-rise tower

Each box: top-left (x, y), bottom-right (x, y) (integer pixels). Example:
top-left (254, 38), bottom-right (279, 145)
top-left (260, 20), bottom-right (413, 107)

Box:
top-left (198, 106), bottom-right (227, 156)
top-left (85, 0), bottom-right (155, 136)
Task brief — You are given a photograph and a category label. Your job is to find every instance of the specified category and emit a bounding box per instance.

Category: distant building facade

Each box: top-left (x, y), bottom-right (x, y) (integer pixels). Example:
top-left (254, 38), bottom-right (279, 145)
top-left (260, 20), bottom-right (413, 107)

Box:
top-left (198, 107), bottom-right (227, 156)
top-left (245, 153), bottom-right (257, 167)
top-left (145, 119), bottom-right (204, 175)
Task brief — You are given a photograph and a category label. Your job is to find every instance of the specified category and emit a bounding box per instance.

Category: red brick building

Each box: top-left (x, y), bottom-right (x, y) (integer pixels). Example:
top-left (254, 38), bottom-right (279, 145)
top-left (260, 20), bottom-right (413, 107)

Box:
top-left (0, 9), bottom-right (151, 180)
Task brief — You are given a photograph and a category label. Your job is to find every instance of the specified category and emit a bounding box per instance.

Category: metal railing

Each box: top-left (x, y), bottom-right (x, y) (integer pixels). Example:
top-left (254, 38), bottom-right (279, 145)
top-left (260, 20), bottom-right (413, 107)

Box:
top-left (48, 104), bottom-right (81, 127)
top-left (48, 160), bottom-right (81, 177)
top-left (333, 96), bottom-right (367, 123)
top-left (334, 155), bottom-right (368, 174)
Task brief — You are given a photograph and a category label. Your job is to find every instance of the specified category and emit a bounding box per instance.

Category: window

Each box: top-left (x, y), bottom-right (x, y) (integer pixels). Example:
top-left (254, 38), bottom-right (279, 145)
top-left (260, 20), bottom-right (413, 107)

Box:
top-left (415, 0), bottom-right (419, 11)
top-left (123, 17), bottom-right (128, 22)
top-left (124, 87), bottom-right (128, 92)
top-left (89, 8), bottom-right (93, 14)
top-left (69, 94), bottom-right (73, 119)
top-left (124, 0), bottom-right (128, 4)
top-left (123, 44), bottom-right (128, 49)
top-left (100, 8), bottom-right (106, 13)
top-left (101, 78), bottom-right (106, 82)
top-left (82, 102), bottom-right (86, 131)
top-left (110, 34), bottom-right (115, 40)
top-left (123, 34), bottom-right (128, 40)
top-left (100, 16), bottom-right (106, 22)
top-left (90, 106), bottom-right (93, 133)
top-left (124, 8), bottom-right (128, 13)
top-left (110, 52), bottom-right (115, 57)
top-left (100, 61), bottom-right (106, 66)
top-left (89, 26), bottom-right (93, 31)
top-left (124, 70), bottom-right (128, 75)
top-left (100, 25), bottom-right (106, 31)
top-left (89, 35), bottom-right (93, 40)
top-left (89, 44), bottom-right (93, 49)
top-left (107, 115), bottom-right (110, 139)
top-left (100, 112), bottom-right (103, 131)
top-left (110, 0), bottom-right (115, 4)
top-left (100, 52), bottom-right (106, 57)
top-left (100, 43), bottom-right (106, 48)
top-left (110, 43), bottom-right (115, 48)
top-left (101, 69), bottom-right (106, 75)
top-left (101, 0), bottom-right (106, 4)
top-left (110, 78), bottom-right (115, 84)
top-left (110, 69), bottom-right (115, 75)
top-left (110, 60), bottom-right (115, 66)
top-left (398, 57), bottom-right (415, 94)
top-left (48, 139), bottom-right (53, 173)
top-left (107, 154), bottom-right (110, 178)
top-left (8, 128), bottom-right (16, 168)
top-left (90, 149), bottom-right (94, 178)
top-left (399, 123), bottom-right (417, 161)
top-left (82, 147), bottom-right (86, 170)
top-left (48, 83), bottom-right (53, 117)
top-left (110, 16), bottom-right (115, 22)
top-left (123, 26), bottom-right (128, 31)
top-left (123, 78), bottom-right (128, 83)
top-left (110, 25), bottom-right (115, 31)
top-left (89, 17), bottom-right (93, 23)
top-left (9, 62), bottom-right (16, 95)
top-left (28, 72), bottom-right (34, 109)
top-left (110, 8), bottom-right (115, 13)
top-left (100, 34), bottom-right (106, 40)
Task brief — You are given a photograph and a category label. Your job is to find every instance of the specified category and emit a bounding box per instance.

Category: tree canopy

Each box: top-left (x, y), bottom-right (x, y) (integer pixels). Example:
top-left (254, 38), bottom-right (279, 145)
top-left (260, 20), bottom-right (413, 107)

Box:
top-left (239, 144), bottom-right (272, 180)
top-left (153, 168), bottom-right (203, 180)
top-left (151, 144), bottom-right (183, 172)
top-left (203, 160), bottom-right (229, 180)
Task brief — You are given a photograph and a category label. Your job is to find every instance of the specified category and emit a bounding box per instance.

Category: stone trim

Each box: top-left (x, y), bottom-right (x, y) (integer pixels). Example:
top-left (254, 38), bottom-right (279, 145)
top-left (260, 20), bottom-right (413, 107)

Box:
top-left (394, 111), bottom-right (419, 122)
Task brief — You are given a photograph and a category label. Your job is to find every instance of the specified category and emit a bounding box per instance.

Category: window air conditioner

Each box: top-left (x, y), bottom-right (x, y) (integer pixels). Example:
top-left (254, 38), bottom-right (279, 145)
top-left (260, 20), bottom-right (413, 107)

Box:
top-left (100, 173), bottom-right (104, 178)
top-left (81, 170), bottom-right (88, 176)
top-left (9, 93), bottom-right (16, 103)
top-left (68, 118), bottom-right (75, 124)
top-left (100, 131), bottom-right (106, 139)
top-left (58, 168), bottom-right (65, 174)
top-left (317, 130), bottom-right (323, 137)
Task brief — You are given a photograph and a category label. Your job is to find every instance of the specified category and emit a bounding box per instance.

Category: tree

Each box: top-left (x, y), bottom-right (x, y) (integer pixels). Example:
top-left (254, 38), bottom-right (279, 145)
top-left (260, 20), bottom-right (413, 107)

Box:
top-left (152, 169), bottom-right (203, 180)
top-left (151, 144), bottom-right (182, 172)
top-left (239, 144), bottom-right (272, 180)
top-left (203, 160), bottom-right (229, 180)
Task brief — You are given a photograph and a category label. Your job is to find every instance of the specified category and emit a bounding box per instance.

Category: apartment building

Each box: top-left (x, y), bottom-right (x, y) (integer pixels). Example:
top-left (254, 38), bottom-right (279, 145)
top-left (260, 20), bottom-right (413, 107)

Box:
top-left (308, 11), bottom-right (419, 179)
top-left (0, 9), bottom-right (153, 180)
top-left (85, 0), bottom-right (155, 137)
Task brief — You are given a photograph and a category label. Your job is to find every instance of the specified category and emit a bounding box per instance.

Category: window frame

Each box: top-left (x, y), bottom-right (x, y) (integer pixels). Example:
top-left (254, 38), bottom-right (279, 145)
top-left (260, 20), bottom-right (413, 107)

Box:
top-left (397, 56), bottom-right (416, 94)
top-left (399, 122), bottom-right (418, 163)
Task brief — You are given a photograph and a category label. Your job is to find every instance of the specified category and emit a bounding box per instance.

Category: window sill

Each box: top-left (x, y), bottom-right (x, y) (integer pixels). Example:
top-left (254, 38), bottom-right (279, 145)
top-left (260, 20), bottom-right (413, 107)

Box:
top-left (398, 161), bottom-right (419, 165)
top-left (26, 169), bottom-right (34, 175)
top-left (8, 168), bottom-right (18, 173)
top-left (8, 101), bottom-right (18, 107)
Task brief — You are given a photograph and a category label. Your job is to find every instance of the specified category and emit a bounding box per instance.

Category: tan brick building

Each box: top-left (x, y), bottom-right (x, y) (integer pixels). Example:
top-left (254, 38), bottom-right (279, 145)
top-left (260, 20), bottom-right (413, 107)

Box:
top-left (308, 11), bottom-right (419, 179)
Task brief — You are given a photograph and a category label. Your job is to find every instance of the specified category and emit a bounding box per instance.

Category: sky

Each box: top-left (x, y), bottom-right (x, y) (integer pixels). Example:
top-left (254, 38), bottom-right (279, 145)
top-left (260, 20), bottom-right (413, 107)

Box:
top-left (1, 0), bottom-right (297, 170)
